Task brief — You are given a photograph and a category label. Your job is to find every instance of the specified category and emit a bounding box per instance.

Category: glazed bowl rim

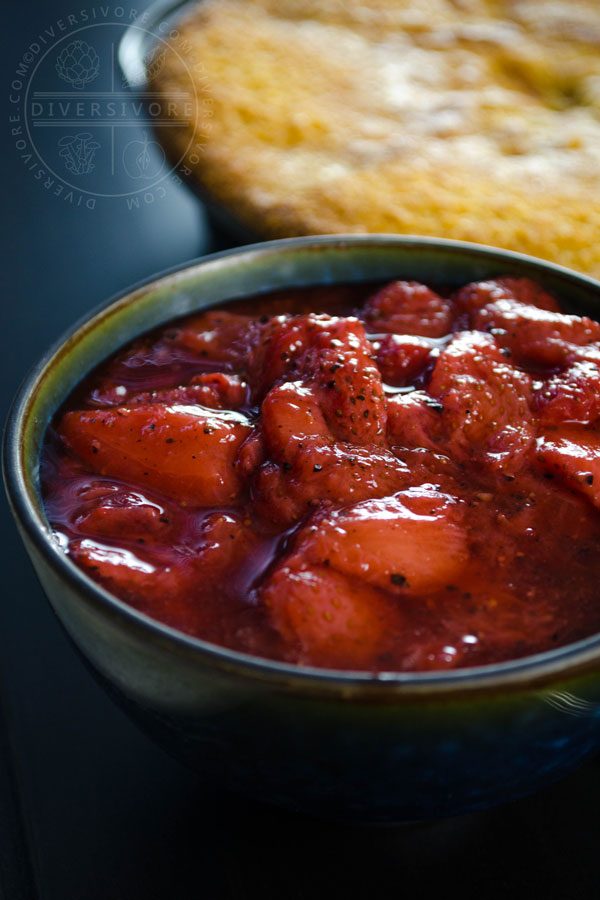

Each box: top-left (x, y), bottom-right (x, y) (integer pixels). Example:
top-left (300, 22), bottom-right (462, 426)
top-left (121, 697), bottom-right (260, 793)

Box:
top-left (119, 0), bottom-right (196, 91)
top-left (6, 233), bottom-right (600, 697)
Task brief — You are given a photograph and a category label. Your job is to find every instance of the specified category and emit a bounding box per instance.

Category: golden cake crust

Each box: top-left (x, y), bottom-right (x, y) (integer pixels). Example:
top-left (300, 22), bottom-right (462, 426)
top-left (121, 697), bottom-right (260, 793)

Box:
top-left (151, 0), bottom-right (600, 275)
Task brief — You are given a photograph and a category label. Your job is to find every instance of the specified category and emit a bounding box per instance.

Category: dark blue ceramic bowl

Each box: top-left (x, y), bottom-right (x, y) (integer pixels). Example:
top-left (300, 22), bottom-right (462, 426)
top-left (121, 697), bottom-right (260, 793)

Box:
top-left (5, 236), bottom-right (600, 823)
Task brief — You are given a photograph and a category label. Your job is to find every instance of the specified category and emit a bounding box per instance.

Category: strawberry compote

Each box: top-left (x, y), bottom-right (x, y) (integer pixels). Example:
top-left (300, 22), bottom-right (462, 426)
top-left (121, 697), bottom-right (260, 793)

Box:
top-left (42, 278), bottom-right (600, 671)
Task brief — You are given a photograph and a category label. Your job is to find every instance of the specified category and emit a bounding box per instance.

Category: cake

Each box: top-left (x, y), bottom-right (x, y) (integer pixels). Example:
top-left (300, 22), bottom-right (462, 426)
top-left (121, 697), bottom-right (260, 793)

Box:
top-left (151, 0), bottom-right (600, 275)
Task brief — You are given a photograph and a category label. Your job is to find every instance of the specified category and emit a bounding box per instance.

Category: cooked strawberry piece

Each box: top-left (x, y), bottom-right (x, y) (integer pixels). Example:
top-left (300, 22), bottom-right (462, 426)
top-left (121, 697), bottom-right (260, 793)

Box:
top-left (392, 447), bottom-right (462, 489)
top-left (263, 562), bottom-right (396, 669)
top-left (299, 489), bottom-right (467, 596)
top-left (85, 336), bottom-right (203, 406)
top-left (167, 310), bottom-right (254, 365)
top-left (375, 334), bottom-right (433, 386)
top-left (428, 332), bottom-right (534, 471)
top-left (363, 281), bottom-right (453, 337)
top-left (455, 277), bottom-right (561, 316)
top-left (247, 314), bottom-right (319, 397)
top-left (90, 373), bottom-right (248, 410)
top-left (251, 464), bottom-right (303, 525)
top-left (574, 343), bottom-right (600, 366)
top-left (496, 277), bottom-right (561, 311)
top-left (249, 314), bottom-right (387, 446)
top-left (235, 429), bottom-right (267, 481)
top-left (386, 391), bottom-right (442, 450)
top-left (248, 313), bottom-right (367, 397)
top-left (70, 537), bottom-right (202, 632)
top-left (534, 361), bottom-right (600, 426)
top-left (74, 489), bottom-right (171, 543)
top-left (253, 437), bottom-right (410, 525)
top-left (398, 576), bottom-right (554, 671)
top-left (261, 381), bottom-right (331, 460)
top-left (445, 573), bottom-right (557, 661)
top-left (126, 373), bottom-right (248, 410)
top-left (58, 405), bottom-right (252, 505)
top-left (472, 299), bottom-right (600, 368)
top-left (300, 317), bottom-right (387, 446)
top-left (536, 427), bottom-right (600, 509)
top-left (72, 511), bottom-right (264, 637)
top-left (191, 511), bottom-right (266, 595)
top-left (290, 440), bottom-right (408, 498)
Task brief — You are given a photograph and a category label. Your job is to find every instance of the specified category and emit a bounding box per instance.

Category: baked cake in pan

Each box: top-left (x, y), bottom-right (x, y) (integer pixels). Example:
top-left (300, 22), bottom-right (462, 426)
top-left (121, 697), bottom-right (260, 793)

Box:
top-left (151, 0), bottom-right (600, 275)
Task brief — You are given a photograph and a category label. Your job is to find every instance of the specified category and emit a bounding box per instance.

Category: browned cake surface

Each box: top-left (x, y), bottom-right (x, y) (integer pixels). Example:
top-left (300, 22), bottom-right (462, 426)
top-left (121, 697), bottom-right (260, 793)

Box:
top-left (151, 0), bottom-right (600, 274)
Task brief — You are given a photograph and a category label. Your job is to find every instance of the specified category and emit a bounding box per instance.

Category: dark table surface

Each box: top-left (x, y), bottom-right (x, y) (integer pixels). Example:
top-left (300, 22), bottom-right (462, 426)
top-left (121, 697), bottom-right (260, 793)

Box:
top-left (2, 2), bottom-right (600, 898)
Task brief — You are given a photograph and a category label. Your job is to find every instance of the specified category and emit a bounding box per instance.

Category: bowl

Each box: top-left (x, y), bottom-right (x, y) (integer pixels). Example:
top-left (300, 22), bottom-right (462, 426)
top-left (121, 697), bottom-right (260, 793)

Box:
top-left (5, 235), bottom-right (600, 823)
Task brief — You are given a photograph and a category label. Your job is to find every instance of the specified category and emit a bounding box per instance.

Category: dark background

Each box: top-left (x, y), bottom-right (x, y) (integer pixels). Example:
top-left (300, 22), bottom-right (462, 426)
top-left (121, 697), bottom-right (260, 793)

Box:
top-left (2, 1), bottom-right (600, 897)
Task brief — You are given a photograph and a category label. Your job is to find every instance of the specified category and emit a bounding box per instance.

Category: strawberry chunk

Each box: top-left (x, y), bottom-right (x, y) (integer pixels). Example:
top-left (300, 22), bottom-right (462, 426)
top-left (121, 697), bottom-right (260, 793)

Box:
top-left (253, 437), bottom-right (410, 525)
top-left (428, 332), bottom-right (534, 472)
top-left (444, 570), bottom-right (558, 664)
top-left (86, 337), bottom-right (200, 406)
top-left (534, 361), bottom-right (600, 426)
top-left (58, 405), bottom-right (252, 505)
top-left (235, 429), bottom-right (267, 480)
top-left (247, 314), bottom-right (319, 397)
top-left (375, 334), bottom-right (433, 386)
top-left (71, 510), bottom-right (263, 636)
top-left (472, 299), bottom-right (600, 368)
top-left (263, 563), bottom-right (396, 669)
top-left (261, 381), bottom-right (331, 460)
top-left (126, 373), bottom-right (248, 410)
top-left (299, 317), bottom-right (387, 446)
top-left (300, 489), bottom-right (467, 596)
top-left (167, 310), bottom-right (254, 365)
top-left (398, 576), bottom-right (554, 671)
top-left (536, 427), bottom-right (600, 510)
top-left (363, 281), bottom-right (453, 337)
top-left (455, 277), bottom-right (561, 316)
top-left (69, 537), bottom-right (201, 631)
top-left (74, 488), bottom-right (172, 543)
top-left (191, 511), bottom-right (265, 596)
top-left (249, 314), bottom-right (387, 446)
top-left (386, 391), bottom-right (443, 450)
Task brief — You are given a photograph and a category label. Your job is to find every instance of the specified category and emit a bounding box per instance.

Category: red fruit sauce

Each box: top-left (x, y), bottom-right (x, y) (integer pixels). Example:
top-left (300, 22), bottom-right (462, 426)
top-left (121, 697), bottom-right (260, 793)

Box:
top-left (41, 278), bottom-right (600, 671)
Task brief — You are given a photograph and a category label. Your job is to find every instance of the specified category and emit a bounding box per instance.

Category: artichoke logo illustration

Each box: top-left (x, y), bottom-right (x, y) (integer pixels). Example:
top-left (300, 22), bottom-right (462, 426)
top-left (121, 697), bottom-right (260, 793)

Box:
top-left (58, 133), bottom-right (101, 175)
top-left (55, 40), bottom-right (100, 89)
